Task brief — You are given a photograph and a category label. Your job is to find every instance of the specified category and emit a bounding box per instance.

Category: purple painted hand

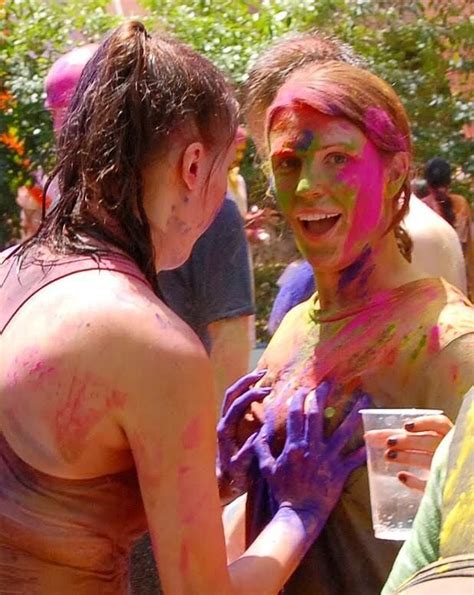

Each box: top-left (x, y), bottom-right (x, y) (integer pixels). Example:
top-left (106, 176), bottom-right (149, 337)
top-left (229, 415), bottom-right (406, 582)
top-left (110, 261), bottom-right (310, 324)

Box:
top-left (217, 370), bottom-right (271, 504)
top-left (254, 382), bottom-right (372, 541)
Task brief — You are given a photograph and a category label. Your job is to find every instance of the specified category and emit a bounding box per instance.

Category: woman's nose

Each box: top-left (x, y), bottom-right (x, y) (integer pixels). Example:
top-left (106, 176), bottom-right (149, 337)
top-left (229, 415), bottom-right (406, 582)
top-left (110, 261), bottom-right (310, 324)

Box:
top-left (295, 171), bottom-right (324, 199)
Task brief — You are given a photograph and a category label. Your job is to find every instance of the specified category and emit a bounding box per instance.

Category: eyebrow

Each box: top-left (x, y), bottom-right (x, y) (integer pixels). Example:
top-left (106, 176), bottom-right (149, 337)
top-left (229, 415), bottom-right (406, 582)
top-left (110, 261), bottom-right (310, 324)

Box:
top-left (270, 148), bottom-right (298, 157)
top-left (271, 141), bottom-right (357, 155)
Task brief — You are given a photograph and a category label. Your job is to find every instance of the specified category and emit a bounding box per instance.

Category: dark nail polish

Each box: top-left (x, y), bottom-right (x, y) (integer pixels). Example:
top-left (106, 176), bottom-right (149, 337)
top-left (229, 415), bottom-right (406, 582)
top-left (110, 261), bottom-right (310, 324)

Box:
top-left (387, 450), bottom-right (397, 459)
top-left (387, 438), bottom-right (397, 446)
top-left (398, 473), bottom-right (407, 483)
top-left (405, 422), bottom-right (415, 431)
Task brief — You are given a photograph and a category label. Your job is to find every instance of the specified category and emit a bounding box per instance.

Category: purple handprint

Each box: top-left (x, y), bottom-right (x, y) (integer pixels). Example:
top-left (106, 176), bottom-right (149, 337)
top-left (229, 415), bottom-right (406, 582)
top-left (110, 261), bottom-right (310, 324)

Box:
top-left (217, 370), bottom-right (271, 504)
top-left (254, 382), bottom-right (372, 543)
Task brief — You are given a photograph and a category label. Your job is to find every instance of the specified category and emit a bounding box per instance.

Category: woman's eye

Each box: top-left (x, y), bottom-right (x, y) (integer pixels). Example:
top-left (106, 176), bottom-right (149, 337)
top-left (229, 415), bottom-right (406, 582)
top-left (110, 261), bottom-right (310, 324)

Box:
top-left (325, 153), bottom-right (349, 166)
top-left (275, 156), bottom-right (301, 173)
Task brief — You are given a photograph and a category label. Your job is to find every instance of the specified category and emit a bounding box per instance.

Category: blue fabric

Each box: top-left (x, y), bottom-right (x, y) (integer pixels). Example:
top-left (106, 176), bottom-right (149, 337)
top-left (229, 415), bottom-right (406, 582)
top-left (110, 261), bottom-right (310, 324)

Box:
top-left (156, 198), bottom-right (255, 352)
top-left (268, 260), bottom-right (315, 335)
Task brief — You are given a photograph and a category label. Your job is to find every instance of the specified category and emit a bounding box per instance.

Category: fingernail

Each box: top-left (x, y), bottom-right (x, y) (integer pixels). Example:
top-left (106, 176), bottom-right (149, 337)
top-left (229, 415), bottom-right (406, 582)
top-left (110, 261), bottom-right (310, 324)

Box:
top-left (405, 422), bottom-right (415, 431)
top-left (398, 473), bottom-right (407, 483)
top-left (387, 450), bottom-right (397, 459)
top-left (387, 438), bottom-right (397, 446)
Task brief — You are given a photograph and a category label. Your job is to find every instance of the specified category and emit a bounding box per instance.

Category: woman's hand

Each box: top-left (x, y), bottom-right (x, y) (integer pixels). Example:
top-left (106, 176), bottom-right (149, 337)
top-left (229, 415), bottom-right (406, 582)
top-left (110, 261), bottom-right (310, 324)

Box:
top-left (217, 370), bottom-right (271, 504)
top-left (254, 382), bottom-right (372, 541)
top-left (384, 414), bottom-right (453, 492)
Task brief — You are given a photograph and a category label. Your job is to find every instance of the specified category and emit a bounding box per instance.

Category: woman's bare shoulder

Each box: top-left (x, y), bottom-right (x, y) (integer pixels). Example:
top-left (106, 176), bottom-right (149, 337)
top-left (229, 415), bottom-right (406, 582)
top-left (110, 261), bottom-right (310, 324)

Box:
top-left (437, 280), bottom-right (474, 335)
top-left (260, 296), bottom-right (317, 368)
top-left (18, 267), bottom-right (207, 378)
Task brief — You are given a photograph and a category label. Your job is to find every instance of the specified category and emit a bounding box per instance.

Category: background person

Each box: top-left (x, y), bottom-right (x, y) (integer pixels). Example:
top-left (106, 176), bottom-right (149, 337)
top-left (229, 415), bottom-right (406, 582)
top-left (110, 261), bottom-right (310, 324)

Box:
top-left (227, 126), bottom-right (249, 219)
top-left (15, 182), bottom-right (52, 240)
top-left (423, 157), bottom-right (473, 299)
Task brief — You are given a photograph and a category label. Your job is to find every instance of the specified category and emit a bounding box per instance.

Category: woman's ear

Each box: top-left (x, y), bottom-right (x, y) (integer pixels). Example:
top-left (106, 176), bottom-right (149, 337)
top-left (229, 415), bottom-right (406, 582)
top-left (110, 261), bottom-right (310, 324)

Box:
top-left (181, 142), bottom-right (206, 191)
top-left (385, 152), bottom-right (409, 200)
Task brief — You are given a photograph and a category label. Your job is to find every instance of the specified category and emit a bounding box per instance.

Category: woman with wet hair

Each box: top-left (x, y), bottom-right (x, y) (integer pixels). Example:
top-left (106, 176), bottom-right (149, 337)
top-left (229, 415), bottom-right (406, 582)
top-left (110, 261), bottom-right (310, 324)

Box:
top-left (0, 22), bottom-right (369, 594)
top-left (231, 56), bottom-right (474, 594)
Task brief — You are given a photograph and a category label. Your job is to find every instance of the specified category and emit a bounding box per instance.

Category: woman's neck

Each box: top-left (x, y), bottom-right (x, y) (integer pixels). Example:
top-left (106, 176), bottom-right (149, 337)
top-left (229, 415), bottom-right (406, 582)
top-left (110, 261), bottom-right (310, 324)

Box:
top-left (314, 233), bottom-right (423, 312)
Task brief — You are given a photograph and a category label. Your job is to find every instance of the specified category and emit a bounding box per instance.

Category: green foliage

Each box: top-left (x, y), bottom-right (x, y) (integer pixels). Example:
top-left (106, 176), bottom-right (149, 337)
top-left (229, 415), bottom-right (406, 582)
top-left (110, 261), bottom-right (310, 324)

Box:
top-left (0, 0), bottom-right (122, 246)
top-left (144, 0), bottom-right (473, 197)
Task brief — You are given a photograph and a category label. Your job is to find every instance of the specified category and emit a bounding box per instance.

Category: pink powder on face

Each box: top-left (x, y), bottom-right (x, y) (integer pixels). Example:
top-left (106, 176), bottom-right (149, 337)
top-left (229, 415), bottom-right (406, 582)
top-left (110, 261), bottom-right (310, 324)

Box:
top-left (338, 140), bottom-right (386, 254)
top-left (181, 416), bottom-right (203, 450)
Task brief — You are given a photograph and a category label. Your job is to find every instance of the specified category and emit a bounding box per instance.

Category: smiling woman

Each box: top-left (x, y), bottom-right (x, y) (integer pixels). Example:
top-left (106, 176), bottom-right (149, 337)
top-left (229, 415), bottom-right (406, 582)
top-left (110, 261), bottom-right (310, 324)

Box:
top-left (235, 56), bottom-right (474, 595)
top-left (266, 62), bottom-right (411, 273)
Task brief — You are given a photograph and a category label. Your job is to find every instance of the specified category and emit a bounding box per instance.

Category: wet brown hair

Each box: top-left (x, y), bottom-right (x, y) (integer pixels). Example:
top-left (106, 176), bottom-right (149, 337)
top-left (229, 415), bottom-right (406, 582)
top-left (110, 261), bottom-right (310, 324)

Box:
top-left (244, 32), bottom-right (412, 260)
top-left (21, 21), bottom-right (238, 286)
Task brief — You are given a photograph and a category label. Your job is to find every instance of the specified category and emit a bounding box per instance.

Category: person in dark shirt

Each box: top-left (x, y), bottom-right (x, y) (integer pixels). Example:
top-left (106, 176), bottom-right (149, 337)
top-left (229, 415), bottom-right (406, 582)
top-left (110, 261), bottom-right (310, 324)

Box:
top-left (157, 196), bottom-right (255, 403)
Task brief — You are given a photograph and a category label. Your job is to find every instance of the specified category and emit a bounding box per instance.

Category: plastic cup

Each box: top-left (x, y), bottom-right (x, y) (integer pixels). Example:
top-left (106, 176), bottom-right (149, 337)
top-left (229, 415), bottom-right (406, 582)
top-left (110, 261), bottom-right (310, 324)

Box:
top-left (360, 408), bottom-right (443, 541)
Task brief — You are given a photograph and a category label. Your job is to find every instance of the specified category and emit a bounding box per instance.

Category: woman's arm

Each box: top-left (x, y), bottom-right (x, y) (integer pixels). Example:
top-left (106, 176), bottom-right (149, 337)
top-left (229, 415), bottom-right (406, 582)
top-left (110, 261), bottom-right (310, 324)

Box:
top-left (112, 303), bottom-right (369, 594)
top-left (115, 309), bottom-right (234, 594)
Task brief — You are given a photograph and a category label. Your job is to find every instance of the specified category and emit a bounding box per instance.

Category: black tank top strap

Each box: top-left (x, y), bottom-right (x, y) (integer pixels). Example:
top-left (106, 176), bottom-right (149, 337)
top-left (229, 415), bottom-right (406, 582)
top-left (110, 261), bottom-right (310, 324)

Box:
top-left (0, 251), bottom-right (150, 334)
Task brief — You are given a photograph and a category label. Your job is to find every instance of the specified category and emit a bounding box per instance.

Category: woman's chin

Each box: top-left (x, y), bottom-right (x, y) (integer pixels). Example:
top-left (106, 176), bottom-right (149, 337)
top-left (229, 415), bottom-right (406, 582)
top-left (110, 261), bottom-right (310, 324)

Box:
top-left (302, 245), bottom-right (366, 275)
top-left (301, 250), bottom-right (346, 274)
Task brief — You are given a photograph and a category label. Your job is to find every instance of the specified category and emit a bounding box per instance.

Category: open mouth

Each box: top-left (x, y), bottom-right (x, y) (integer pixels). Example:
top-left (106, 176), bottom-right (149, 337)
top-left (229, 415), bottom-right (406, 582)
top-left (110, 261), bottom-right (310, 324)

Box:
top-left (297, 213), bottom-right (342, 236)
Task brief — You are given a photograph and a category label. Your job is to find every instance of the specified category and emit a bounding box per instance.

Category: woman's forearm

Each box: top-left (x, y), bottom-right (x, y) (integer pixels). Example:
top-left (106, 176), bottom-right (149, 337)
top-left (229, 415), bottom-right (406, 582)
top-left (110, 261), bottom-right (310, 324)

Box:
top-left (228, 506), bottom-right (320, 595)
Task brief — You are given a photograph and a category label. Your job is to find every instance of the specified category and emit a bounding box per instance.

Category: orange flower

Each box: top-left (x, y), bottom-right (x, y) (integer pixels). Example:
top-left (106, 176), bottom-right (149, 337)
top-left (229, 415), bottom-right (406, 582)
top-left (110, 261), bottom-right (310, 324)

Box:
top-left (0, 90), bottom-right (14, 110)
top-left (0, 131), bottom-right (25, 156)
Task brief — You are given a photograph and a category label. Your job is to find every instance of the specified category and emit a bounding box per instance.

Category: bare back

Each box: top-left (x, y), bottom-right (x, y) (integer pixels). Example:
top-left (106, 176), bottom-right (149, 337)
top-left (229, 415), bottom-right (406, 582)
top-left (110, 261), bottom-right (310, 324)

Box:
top-left (0, 248), bottom-right (234, 594)
top-left (0, 250), bottom-right (154, 592)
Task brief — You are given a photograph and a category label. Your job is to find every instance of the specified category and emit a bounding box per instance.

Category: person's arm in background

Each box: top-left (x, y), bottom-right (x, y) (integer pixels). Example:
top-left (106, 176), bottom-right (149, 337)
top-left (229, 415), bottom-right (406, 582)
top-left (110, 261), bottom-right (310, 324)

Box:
top-left (268, 260), bottom-right (315, 336)
top-left (196, 198), bottom-right (255, 412)
top-left (208, 315), bottom-right (253, 413)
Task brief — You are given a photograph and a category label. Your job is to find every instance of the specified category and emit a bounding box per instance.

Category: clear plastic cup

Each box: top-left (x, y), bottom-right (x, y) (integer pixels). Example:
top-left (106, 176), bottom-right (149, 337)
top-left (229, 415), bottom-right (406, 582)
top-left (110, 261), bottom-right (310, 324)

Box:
top-left (360, 408), bottom-right (443, 541)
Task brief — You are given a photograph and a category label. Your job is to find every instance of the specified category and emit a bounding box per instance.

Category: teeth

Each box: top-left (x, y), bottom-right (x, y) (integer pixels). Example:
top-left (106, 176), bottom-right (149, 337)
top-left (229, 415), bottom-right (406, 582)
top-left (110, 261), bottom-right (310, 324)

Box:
top-left (298, 213), bottom-right (339, 221)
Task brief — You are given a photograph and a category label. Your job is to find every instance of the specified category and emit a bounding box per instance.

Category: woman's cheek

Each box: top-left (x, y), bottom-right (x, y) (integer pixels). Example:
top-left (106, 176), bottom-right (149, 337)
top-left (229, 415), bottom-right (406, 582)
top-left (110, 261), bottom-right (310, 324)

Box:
top-left (274, 185), bottom-right (294, 213)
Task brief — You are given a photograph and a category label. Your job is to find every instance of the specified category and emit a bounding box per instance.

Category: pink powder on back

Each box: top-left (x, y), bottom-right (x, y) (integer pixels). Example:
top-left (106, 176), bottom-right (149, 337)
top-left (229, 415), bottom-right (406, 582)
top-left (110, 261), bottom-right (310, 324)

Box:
top-left (181, 416), bottom-right (203, 450)
top-left (427, 325), bottom-right (441, 355)
top-left (180, 543), bottom-right (190, 574)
